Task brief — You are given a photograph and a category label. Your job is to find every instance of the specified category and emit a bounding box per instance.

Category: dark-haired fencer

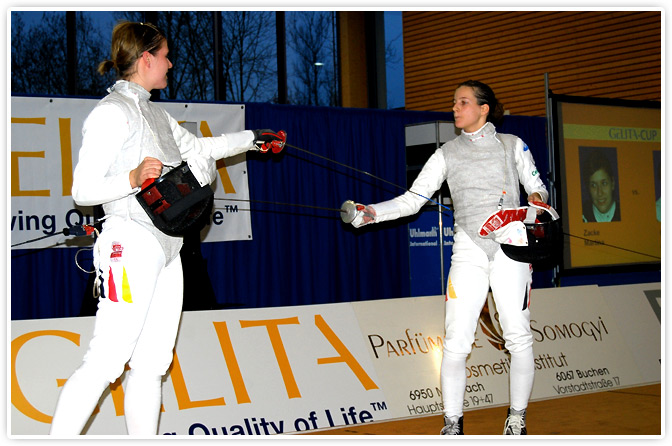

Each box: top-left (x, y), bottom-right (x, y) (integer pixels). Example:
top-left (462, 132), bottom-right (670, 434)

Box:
top-left (349, 80), bottom-right (548, 435)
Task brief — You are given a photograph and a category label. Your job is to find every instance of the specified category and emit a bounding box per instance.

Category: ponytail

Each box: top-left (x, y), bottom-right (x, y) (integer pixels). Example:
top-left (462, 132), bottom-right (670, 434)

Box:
top-left (457, 80), bottom-right (505, 125)
top-left (99, 21), bottom-right (166, 80)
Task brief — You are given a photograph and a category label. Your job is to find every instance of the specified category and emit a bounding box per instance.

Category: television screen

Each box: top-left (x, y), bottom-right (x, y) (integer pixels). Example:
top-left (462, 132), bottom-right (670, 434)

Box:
top-left (553, 95), bottom-right (661, 270)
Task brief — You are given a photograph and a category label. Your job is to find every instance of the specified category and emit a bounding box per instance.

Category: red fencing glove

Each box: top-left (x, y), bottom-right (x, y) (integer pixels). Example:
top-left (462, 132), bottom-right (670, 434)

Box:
top-left (478, 207), bottom-right (534, 246)
top-left (479, 203), bottom-right (559, 246)
top-left (253, 129), bottom-right (286, 154)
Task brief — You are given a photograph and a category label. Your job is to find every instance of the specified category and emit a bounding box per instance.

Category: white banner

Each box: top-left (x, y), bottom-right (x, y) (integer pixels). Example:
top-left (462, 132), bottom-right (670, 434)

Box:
top-left (525, 285), bottom-right (650, 401)
top-left (349, 284), bottom-right (659, 419)
top-left (599, 283), bottom-right (662, 383)
top-left (351, 296), bottom-right (445, 419)
top-left (9, 283), bottom-right (660, 436)
top-left (11, 304), bottom-right (388, 436)
top-left (9, 97), bottom-right (251, 249)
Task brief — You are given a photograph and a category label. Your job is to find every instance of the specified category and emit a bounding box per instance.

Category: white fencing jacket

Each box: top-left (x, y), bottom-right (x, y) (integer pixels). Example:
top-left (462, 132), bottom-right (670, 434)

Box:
top-left (370, 122), bottom-right (548, 260)
top-left (72, 80), bottom-right (255, 263)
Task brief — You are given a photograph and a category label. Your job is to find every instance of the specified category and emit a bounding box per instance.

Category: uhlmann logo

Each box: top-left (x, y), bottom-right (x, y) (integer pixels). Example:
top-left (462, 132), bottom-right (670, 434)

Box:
top-left (409, 227), bottom-right (439, 238)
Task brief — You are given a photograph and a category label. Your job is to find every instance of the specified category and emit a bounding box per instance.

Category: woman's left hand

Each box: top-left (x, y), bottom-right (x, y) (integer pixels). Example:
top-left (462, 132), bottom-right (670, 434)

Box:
top-left (130, 157), bottom-right (163, 188)
top-left (528, 193), bottom-right (544, 214)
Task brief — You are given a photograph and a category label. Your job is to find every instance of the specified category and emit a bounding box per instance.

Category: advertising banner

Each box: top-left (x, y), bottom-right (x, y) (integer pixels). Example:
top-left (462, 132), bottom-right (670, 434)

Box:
top-left (599, 283), bottom-right (662, 383)
top-left (11, 304), bottom-right (388, 436)
top-left (525, 285), bottom-right (648, 401)
top-left (10, 97), bottom-right (251, 250)
top-left (10, 284), bottom-right (660, 436)
top-left (408, 211), bottom-right (454, 297)
top-left (351, 296), bottom-right (445, 419)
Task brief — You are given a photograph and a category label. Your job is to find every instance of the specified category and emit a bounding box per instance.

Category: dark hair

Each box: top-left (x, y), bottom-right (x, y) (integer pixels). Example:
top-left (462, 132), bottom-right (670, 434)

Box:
top-left (457, 80), bottom-right (505, 125)
top-left (583, 150), bottom-right (614, 184)
top-left (98, 21), bottom-right (167, 79)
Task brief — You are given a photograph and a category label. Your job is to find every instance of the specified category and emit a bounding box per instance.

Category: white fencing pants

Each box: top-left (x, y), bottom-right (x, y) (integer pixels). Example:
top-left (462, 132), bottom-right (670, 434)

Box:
top-left (440, 231), bottom-right (534, 418)
top-left (50, 220), bottom-right (184, 435)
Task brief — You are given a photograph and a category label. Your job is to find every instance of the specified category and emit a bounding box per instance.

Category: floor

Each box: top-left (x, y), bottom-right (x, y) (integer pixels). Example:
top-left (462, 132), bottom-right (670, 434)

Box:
top-left (302, 383), bottom-right (662, 436)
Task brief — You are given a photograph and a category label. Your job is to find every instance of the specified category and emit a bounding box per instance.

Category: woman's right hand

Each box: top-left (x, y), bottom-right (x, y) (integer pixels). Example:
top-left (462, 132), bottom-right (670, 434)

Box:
top-left (351, 204), bottom-right (377, 228)
top-left (130, 156), bottom-right (163, 188)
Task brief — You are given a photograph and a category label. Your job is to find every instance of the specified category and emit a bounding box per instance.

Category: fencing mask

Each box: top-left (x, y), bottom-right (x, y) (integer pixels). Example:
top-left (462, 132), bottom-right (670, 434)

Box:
top-left (136, 161), bottom-right (214, 237)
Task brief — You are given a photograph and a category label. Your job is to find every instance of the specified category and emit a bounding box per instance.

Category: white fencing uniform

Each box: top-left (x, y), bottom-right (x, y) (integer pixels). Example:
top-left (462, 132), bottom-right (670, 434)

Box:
top-left (50, 80), bottom-right (257, 435)
top-left (354, 122), bottom-right (548, 419)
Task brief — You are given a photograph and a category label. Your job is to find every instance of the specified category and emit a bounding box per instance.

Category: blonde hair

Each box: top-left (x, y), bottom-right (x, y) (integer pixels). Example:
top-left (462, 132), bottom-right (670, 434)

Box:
top-left (98, 21), bottom-right (166, 79)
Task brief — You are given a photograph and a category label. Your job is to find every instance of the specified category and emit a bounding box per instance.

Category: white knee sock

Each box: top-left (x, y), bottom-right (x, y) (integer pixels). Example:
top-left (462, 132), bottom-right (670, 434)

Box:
top-left (440, 350), bottom-right (468, 417)
top-left (509, 346), bottom-right (535, 411)
top-left (123, 369), bottom-right (163, 435)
